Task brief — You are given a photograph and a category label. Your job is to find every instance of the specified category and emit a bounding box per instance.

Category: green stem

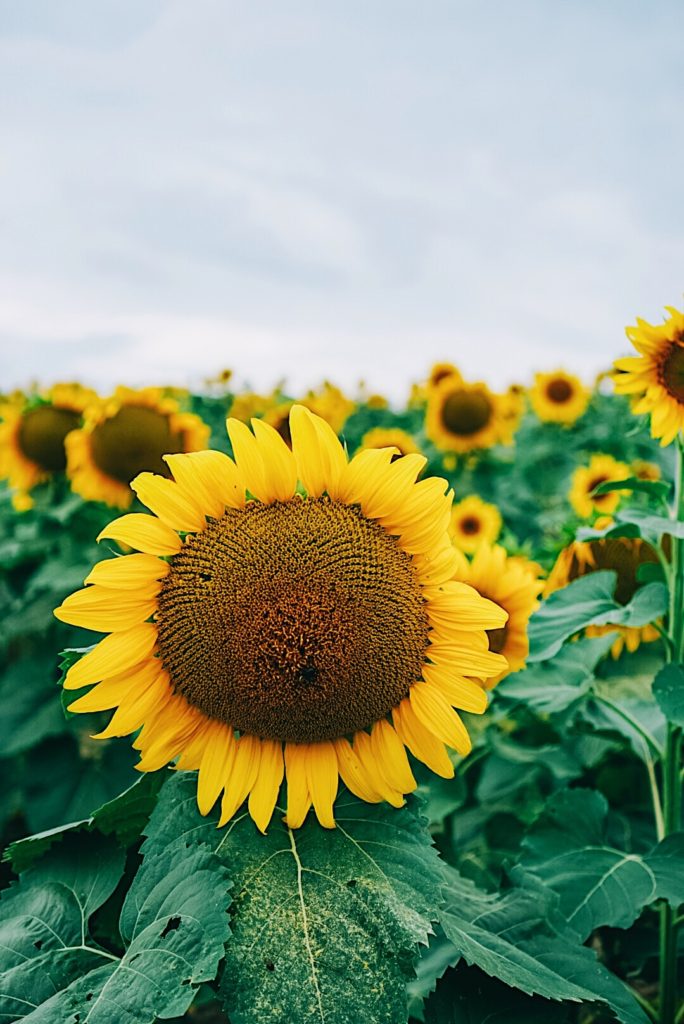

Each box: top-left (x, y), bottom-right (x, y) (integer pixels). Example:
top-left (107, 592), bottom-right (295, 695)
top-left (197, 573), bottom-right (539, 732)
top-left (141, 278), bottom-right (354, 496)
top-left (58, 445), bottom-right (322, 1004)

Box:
top-left (658, 437), bottom-right (684, 1024)
top-left (630, 985), bottom-right (659, 1023)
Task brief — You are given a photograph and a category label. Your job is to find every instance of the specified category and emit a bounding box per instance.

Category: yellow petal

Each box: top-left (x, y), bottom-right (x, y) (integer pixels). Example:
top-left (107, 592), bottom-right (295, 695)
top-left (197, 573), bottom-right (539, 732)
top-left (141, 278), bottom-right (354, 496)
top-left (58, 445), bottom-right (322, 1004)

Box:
top-left (54, 586), bottom-right (157, 632)
top-left (336, 449), bottom-right (395, 505)
top-left (248, 738), bottom-right (284, 833)
top-left (164, 450), bottom-right (245, 518)
top-left (62, 624), bottom-right (158, 689)
top-left (97, 513), bottom-right (181, 556)
top-left (301, 406), bottom-right (347, 497)
top-left (226, 418), bottom-right (270, 501)
top-left (353, 731), bottom-right (404, 807)
top-left (360, 454), bottom-right (427, 519)
top-left (92, 670), bottom-right (172, 739)
top-left (333, 738), bottom-right (382, 802)
top-left (392, 699), bottom-right (454, 778)
top-left (422, 664), bottom-right (488, 713)
top-left (197, 723), bottom-right (237, 816)
top-left (131, 474), bottom-right (206, 532)
top-left (290, 404), bottom-right (327, 497)
top-left (67, 659), bottom-right (161, 712)
top-left (219, 734), bottom-right (262, 826)
top-left (284, 743), bottom-right (312, 828)
top-left (85, 553), bottom-right (170, 590)
top-left (370, 719), bottom-right (416, 793)
top-left (251, 420), bottom-right (298, 502)
top-left (305, 741), bottom-right (338, 828)
top-left (409, 682), bottom-right (472, 755)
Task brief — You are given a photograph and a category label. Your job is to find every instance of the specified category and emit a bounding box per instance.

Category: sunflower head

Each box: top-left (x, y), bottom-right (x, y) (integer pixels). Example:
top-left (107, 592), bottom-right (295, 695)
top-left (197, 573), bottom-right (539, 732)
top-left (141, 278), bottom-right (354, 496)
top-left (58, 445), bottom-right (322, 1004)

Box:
top-left (568, 453), bottom-right (631, 519)
top-left (428, 362), bottom-right (461, 390)
top-left (631, 459), bottom-right (661, 483)
top-left (359, 427), bottom-right (421, 459)
top-left (0, 383), bottom-right (97, 504)
top-left (55, 406), bottom-right (508, 833)
top-left (426, 377), bottom-right (513, 454)
top-left (545, 535), bottom-right (661, 657)
top-left (529, 370), bottom-right (590, 425)
top-left (613, 306), bottom-right (684, 446)
top-left (452, 544), bottom-right (544, 687)
top-left (449, 495), bottom-right (502, 554)
top-left (65, 387), bottom-right (211, 509)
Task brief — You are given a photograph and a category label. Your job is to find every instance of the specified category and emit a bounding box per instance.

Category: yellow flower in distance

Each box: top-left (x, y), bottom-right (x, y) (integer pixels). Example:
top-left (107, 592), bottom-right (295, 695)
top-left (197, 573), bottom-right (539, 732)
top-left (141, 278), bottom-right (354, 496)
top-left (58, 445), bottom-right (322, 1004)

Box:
top-left (529, 370), bottom-right (590, 425)
top-left (55, 407), bottom-right (508, 833)
top-left (0, 383), bottom-right (97, 505)
top-left (453, 545), bottom-right (544, 687)
top-left (569, 453), bottom-right (630, 518)
top-left (359, 427), bottom-right (421, 458)
top-left (546, 535), bottom-right (660, 657)
top-left (426, 377), bottom-right (513, 454)
top-left (450, 496), bottom-right (502, 554)
top-left (66, 387), bottom-right (210, 509)
top-left (428, 362), bottom-right (461, 390)
top-left (614, 305), bottom-right (684, 445)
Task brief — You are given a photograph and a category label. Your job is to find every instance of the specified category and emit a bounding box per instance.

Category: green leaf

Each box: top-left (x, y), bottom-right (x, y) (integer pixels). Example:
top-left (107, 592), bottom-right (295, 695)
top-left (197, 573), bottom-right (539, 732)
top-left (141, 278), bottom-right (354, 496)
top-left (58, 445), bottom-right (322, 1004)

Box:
top-left (652, 664), bottom-right (684, 727)
top-left (617, 509), bottom-right (684, 540)
top-left (143, 772), bottom-right (444, 1024)
top-left (496, 634), bottom-right (615, 713)
top-left (519, 789), bottom-right (657, 940)
top-left (527, 572), bottom-right (668, 662)
top-left (0, 831), bottom-right (231, 1023)
top-left (646, 833), bottom-right (684, 906)
top-left (593, 477), bottom-right (670, 501)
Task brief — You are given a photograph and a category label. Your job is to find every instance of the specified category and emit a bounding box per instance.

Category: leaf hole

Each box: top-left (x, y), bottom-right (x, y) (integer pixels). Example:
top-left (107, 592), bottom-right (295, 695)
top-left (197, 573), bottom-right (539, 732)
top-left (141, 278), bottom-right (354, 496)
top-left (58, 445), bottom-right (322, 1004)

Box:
top-left (265, 960), bottom-right (275, 972)
top-left (346, 878), bottom-right (357, 888)
top-left (34, 940), bottom-right (43, 950)
top-left (161, 915), bottom-right (182, 938)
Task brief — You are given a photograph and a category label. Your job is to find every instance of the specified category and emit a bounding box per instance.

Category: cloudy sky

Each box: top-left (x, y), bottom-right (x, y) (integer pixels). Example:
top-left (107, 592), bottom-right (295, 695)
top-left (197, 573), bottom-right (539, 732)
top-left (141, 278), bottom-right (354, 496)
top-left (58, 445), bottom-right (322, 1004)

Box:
top-left (1, 1), bottom-right (682, 400)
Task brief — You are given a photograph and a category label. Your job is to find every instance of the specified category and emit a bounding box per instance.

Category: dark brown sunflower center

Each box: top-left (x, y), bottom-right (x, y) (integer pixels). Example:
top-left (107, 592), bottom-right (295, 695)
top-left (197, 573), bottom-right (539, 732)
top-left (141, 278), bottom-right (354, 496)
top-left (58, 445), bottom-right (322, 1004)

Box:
top-left (546, 378), bottom-right (573, 403)
top-left (660, 342), bottom-right (684, 402)
top-left (155, 497), bottom-right (430, 743)
top-left (588, 476), bottom-right (610, 504)
top-left (17, 406), bottom-right (80, 472)
top-left (460, 515), bottom-right (481, 536)
top-left (570, 538), bottom-right (658, 605)
top-left (486, 625), bottom-right (508, 654)
top-left (90, 405), bottom-right (185, 484)
top-left (441, 391), bottom-right (492, 436)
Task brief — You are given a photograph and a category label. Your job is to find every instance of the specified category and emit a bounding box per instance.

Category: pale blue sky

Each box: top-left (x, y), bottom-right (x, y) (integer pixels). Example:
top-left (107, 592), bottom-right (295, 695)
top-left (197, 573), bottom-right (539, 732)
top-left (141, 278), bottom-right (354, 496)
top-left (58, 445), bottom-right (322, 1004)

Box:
top-left (1, 1), bottom-right (682, 400)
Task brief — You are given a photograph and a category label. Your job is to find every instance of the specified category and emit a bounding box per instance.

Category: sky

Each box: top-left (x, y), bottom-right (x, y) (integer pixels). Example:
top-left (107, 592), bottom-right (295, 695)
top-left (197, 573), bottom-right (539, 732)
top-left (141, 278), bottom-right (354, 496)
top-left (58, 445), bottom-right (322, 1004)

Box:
top-left (1, 1), bottom-right (682, 401)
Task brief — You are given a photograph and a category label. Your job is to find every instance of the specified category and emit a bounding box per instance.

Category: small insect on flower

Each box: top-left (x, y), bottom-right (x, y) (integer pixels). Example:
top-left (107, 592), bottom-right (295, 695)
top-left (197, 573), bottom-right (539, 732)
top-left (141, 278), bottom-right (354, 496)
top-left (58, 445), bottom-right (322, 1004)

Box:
top-left (55, 406), bottom-right (508, 832)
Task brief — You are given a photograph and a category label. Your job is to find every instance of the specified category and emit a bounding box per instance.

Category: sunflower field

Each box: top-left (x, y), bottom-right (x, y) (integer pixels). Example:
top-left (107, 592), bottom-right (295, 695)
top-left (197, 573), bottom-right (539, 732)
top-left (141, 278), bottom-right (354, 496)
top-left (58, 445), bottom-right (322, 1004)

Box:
top-left (1, 307), bottom-right (684, 1024)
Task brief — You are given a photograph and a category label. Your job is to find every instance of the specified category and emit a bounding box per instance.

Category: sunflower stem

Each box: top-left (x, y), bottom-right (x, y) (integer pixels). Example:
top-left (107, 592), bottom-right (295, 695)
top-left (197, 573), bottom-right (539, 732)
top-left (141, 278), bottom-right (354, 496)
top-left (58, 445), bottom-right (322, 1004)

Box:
top-left (658, 436), bottom-right (684, 1024)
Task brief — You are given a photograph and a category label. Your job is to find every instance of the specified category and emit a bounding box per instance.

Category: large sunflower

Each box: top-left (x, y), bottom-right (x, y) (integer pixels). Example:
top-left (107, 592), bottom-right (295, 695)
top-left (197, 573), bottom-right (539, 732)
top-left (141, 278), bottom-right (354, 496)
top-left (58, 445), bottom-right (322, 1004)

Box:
top-left (545, 535), bottom-right (661, 657)
top-left (530, 370), bottom-right (590, 425)
top-left (568, 453), bottom-right (631, 519)
top-left (453, 544), bottom-right (544, 687)
top-left (66, 387), bottom-right (210, 509)
top-left (449, 495), bottom-right (502, 554)
top-left (0, 383), bottom-right (97, 507)
top-left (55, 407), bottom-right (508, 832)
top-left (614, 305), bottom-right (684, 445)
top-left (426, 377), bottom-right (513, 454)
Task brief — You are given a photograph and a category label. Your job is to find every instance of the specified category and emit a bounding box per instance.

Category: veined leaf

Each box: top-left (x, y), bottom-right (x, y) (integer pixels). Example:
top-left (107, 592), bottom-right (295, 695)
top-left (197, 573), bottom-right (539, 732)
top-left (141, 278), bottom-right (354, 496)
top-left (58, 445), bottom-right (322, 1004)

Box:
top-left (496, 634), bottom-right (615, 713)
top-left (142, 772), bottom-right (444, 1024)
top-left (652, 664), bottom-right (684, 727)
top-left (0, 830), bottom-right (231, 1023)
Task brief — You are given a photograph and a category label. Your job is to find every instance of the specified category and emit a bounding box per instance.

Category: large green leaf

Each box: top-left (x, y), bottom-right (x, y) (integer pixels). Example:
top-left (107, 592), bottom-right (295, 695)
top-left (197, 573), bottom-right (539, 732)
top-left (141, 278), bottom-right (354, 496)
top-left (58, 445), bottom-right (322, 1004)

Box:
top-left (496, 634), bottom-right (615, 714)
top-left (646, 833), bottom-right (684, 906)
top-left (0, 830), bottom-right (231, 1023)
top-left (519, 789), bottom-right (668, 940)
top-left (432, 868), bottom-right (648, 1024)
top-left (652, 664), bottom-right (684, 727)
top-left (528, 572), bottom-right (668, 662)
top-left (616, 509), bottom-right (684, 540)
top-left (143, 771), bottom-right (444, 1024)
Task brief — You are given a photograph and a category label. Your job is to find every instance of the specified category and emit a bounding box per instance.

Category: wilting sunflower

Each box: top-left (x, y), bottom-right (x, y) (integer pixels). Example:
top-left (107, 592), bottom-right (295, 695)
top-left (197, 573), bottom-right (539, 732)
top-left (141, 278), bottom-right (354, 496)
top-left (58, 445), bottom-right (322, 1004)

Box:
top-left (66, 387), bottom-right (210, 509)
top-left (569, 453), bottom-right (630, 519)
top-left (546, 535), bottom-right (661, 657)
top-left (55, 407), bottom-right (508, 832)
top-left (449, 495), bottom-right (502, 554)
top-left (426, 377), bottom-right (513, 454)
top-left (453, 545), bottom-right (544, 687)
top-left (360, 427), bottom-right (421, 458)
top-left (614, 305), bottom-right (684, 446)
top-left (529, 370), bottom-right (590, 425)
top-left (0, 383), bottom-right (97, 507)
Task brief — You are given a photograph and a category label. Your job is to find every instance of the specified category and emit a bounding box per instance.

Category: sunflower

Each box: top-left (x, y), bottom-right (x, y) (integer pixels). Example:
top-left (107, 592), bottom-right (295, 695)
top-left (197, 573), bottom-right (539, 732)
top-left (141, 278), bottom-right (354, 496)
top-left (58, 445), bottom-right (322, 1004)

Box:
top-left (0, 383), bottom-right (97, 507)
top-left (303, 381), bottom-right (355, 434)
top-left (568, 453), bottom-right (631, 519)
top-left (614, 305), bottom-right (684, 445)
top-left (65, 387), bottom-right (210, 509)
top-left (449, 496), bottom-right (502, 554)
top-left (529, 370), bottom-right (590, 425)
top-left (426, 377), bottom-right (513, 454)
top-left (545, 536), bottom-right (661, 657)
top-left (631, 459), bottom-right (661, 483)
top-left (359, 427), bottom-right (421, 458)
top-left (453, 545), bottom-right (544, 687)
top-left (428, 362), bottom-right (461, 390)
top-left (55, 407), bottom-right (508, 833)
